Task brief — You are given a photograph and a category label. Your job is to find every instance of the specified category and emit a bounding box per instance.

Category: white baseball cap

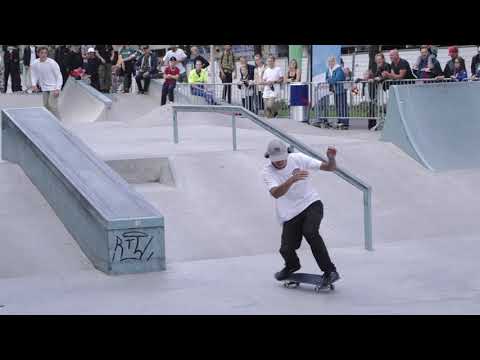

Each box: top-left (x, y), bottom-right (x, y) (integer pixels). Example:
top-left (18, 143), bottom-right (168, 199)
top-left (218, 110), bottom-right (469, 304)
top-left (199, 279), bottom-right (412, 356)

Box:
top-left (87, 47), bottom-right (95, 53)
top-left (265, 139), bottom-right (289, 162)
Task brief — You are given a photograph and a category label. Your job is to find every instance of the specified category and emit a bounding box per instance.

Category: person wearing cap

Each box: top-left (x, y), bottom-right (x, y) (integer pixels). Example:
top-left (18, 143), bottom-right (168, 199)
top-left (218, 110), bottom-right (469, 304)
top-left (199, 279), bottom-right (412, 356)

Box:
top-left (161, 56), bottom-right (180, 105)
top-left (442, 46), bottom-right (466, 79)
top-left (262, 139), bottom-right (340, 287)
top-left (30, 46), bottom-right (63, 118)
top-left (85, 47), bottom-right (102, 90)
top-left (163, 45), bottom-right (187, 83)
top-left (135, 45), bottom-right (158, 95)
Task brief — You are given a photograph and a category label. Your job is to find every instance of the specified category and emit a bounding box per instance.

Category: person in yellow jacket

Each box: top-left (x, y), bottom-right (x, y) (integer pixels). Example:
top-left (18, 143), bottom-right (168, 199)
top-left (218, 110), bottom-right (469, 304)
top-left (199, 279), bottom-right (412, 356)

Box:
top-left (188, 60), bottom-right (216, 105)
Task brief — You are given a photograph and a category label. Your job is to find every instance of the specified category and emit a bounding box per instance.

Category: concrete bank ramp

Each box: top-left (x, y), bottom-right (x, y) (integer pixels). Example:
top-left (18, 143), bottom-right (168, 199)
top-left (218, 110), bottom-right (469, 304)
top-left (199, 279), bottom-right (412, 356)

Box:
top-left (382, 81), bottom-right (480, 171)
top-left (57, 78), bottom-right (112, 123)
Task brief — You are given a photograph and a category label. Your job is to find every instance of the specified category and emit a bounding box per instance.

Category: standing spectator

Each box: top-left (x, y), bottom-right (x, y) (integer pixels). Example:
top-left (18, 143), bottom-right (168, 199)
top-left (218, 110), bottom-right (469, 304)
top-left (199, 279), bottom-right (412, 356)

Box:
top-left (135, 45), bottom-right (158, 95)
top-left (286, 59), bottom-right (301, 84)
top-left (118, 45), bottom-right (138, 93)
top-left (189, 46), bottom-right (209, 70)
top-left (262, 55), bottom-right (284, 118)
top-left (412, 45), bottom-right (443, 79)
top-left (3, 46), bottom-right (22, 93)
top-left (85, 48), bottom-right (101, 90)
top-left (111, 47), bottom-right (121, 93)
top-left (451, 58), bottom-right (468, 81)
top-left (188, 59), bottom-right (216, 105)
top-left (238, 63), bottom-right (255, 111)
top-left (471, 46), bottom-right (480, 80)
top-left (67, 46), bottom-right (84, 80)
top-left (163, 45), bottom-right (187, 82)
top-left (254, 53), bottom-right (266, 113)
top-left (384, 49), bottom-right (414, 81)
top-left (23, 45), bottom-right (38, 93)
top-left (219, 45), bottom-right (237, 104)
top-left (30, 46), bottom-right (63, 118)
top-left (340, 58), bottom-right (352, 81)
top-left (161, 57), bottom-right (179, 105)
top-left (326, 56), bottom-right (349, 129)
top-left (54, 45), bottom-right (71, 88)
top-left (442, 46), bottom-right (466, 79)
top-left (95, 45), bottom-right (114, 93)
top-left (365, 53), bottom-right (390, 130)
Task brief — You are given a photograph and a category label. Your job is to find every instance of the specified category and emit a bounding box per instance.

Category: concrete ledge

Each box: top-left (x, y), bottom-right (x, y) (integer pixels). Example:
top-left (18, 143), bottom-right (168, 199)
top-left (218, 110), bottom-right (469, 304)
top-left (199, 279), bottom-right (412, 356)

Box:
top-left (1, 107), bottom-right (165, 274)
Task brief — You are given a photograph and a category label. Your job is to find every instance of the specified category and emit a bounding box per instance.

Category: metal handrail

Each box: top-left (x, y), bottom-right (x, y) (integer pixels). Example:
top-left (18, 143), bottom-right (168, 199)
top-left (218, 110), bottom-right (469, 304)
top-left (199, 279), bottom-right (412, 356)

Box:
top-left (172, 104), bottom-right (373, 251)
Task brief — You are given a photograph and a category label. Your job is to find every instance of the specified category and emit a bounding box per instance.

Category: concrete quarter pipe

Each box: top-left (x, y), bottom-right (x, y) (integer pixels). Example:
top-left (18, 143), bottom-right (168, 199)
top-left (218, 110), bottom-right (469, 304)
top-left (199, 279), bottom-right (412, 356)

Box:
top-left (381, 81), bottom-right (480, 171)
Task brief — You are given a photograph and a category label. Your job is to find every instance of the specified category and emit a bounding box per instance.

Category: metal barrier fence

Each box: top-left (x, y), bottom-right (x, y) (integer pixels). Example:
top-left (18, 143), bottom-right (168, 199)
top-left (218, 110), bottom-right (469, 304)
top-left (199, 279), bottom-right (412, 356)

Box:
top-left (312, 77), bottom-right (469, 130)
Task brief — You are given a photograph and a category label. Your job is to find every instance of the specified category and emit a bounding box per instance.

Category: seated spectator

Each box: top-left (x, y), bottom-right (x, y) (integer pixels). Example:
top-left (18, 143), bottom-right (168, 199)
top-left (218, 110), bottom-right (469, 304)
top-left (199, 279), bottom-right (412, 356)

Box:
top-left (412, 45), bottom-right (443, 80)
top-left (135, 45), bottom-right (158, 95)
top-left (85, 47), bottom-right (101, 90)
top-left (451, 58), bottom-right (468, 81)
top-left (161, 57), bottom-right (180, 106)
top-left (188, 59), bottom-right (216, 105)
top-left (238, 63), bottom-right (255, 111)
top-left (286, 59), bottom-right (301, 83)
top-left (384, 49), bottom-right (414, 81)
top-left (262, 54), bottom-right (284, 118)
top-left (471, 46), bottom-right (480, 80)
top-left (442, 46), bottom-right (466, 79)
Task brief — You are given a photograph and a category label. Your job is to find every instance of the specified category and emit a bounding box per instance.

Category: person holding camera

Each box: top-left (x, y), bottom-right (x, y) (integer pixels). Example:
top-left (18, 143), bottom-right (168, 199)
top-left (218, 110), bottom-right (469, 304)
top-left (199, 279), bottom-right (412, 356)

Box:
top-left (262, 139), bottom-right (340, 287)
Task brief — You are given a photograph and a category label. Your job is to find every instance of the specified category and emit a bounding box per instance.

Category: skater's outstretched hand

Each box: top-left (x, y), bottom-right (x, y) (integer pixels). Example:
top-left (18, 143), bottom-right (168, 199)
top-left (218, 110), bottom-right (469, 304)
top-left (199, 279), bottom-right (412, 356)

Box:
top-left (326, 146), bottom-right (337, 159)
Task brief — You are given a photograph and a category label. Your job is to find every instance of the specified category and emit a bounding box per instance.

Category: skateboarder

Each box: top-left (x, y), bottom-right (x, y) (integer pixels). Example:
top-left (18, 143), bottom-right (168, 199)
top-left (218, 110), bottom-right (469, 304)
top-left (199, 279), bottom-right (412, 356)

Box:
top-left (262, 139), bottom-right (340, 287)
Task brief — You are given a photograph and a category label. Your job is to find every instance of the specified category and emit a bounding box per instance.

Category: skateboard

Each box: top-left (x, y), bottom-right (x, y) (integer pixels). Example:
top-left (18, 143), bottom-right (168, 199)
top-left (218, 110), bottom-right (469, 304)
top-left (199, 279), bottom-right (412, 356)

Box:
top-left (282, 273), bottom-right (335, 292)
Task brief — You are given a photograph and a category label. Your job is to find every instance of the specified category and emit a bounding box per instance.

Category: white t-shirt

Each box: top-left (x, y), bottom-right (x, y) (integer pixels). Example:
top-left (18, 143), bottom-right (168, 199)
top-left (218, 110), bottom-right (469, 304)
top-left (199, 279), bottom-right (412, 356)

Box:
top-left (262, 66), bottom-right (283, 98)
top-left (163, 49), bottom-right (187, 74)
top-left (262, 153), bottom-right (323, 224)
top-left (30, 58), bottom-right (63, 92)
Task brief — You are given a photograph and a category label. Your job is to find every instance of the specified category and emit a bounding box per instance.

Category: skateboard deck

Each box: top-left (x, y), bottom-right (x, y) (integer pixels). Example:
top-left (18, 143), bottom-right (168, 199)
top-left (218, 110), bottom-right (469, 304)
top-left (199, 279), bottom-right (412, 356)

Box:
top-left (282, 273), bottom-right (335, 292)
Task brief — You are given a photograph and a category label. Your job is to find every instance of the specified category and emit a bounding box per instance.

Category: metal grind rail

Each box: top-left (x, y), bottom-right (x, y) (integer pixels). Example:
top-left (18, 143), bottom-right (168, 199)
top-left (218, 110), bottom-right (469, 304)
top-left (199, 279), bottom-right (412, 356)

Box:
top-left (172, 104), bottom-right (373, 251)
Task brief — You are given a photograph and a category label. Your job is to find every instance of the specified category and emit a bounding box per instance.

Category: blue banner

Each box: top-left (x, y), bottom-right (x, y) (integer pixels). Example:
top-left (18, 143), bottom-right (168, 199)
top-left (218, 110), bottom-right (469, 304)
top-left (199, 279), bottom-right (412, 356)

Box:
top-left (312, 45), bottom-right (342, 83)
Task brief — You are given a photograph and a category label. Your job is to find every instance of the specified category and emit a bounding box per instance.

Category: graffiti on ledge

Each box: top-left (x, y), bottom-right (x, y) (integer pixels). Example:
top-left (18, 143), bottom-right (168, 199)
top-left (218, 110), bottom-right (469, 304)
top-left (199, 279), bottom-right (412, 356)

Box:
top-left (112, 231), bottom-right (155, 262)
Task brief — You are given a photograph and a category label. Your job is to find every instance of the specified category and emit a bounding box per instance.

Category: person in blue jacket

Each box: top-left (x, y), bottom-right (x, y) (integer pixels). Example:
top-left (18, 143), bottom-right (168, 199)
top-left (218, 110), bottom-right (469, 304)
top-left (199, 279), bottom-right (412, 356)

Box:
top-left (326, 56), bottom-right (349, 129)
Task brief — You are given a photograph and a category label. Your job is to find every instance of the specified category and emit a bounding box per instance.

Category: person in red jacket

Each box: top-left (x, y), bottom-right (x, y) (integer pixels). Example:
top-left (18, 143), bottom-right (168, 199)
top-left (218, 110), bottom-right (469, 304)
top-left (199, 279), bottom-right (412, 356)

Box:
top-left (161, 57), bottom-right (180, 105)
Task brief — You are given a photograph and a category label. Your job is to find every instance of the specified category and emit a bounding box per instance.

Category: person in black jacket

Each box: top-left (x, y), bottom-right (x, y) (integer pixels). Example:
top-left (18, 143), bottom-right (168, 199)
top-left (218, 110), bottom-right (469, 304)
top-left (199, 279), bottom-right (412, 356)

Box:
top-left (471, 46), bottom-right (480, 79)
top-left (3, 45), bottom-right (22, 93)
top-left (443, 46), bottom-right (466, 79)
top-left (54, 45), bottom-right (71, 88)
top-left (85, 48), bottom-right (101, 90)
top-left (23, 45), bottom-right (38, 93)
top-left (68, 46), bottom-right (85, 80)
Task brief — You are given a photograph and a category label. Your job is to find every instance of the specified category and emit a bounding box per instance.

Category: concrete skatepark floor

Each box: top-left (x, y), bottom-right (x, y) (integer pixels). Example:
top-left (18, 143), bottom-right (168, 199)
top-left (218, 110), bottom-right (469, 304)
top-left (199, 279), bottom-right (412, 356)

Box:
top-left (1, 89), bottom-right (480, 314)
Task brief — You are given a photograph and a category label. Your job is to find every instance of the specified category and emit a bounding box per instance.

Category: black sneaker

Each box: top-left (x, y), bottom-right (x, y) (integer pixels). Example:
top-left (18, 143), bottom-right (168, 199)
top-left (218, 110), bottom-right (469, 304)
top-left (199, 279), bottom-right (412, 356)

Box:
top-left (274, 265), bottom-right (301, 281)
top-left (321, 270), bottom-right (340, 287)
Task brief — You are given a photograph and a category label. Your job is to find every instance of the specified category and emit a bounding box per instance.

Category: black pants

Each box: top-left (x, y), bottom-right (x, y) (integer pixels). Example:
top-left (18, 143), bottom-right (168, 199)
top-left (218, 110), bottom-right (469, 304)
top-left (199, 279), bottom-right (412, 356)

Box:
top-left (123, 61), bottom-right (135, 92)
top-left (161, 82), bottom-right (175, 105)
top-left (222, 72), bottom-right (232, 103)
top-left (280, 200), bottom-right (336, 273)
top-left (334, 91), bottom-right (349, 126)
top-left (256, 91), bottom-right (264, 111)
top-left (242, 95), bottom-right (254, 111)
top-left (135, 71), bottom-right (151, 92)
top-left (4, 65), bottom-right (21, 93)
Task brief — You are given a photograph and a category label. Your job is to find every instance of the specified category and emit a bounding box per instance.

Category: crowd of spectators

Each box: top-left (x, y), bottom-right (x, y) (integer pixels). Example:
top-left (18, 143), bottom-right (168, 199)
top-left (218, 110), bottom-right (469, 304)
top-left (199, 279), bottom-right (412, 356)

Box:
top-left (1, 44), bottom-right (479, 124)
